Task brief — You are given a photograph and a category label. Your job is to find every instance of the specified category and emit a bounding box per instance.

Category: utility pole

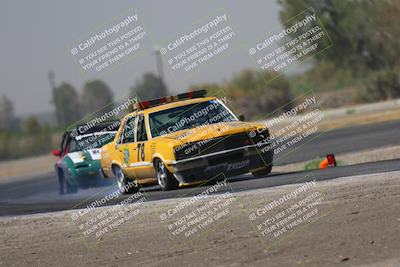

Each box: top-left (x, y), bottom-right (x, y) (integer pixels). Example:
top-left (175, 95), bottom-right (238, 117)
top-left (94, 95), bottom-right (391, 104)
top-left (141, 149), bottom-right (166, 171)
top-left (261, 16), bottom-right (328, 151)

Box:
top-left (48, 70), bottom-right (61, 126)
top-left (153, 48), bottom-right (168, 96)
top-left (48, 71), bottom-right (56, 90)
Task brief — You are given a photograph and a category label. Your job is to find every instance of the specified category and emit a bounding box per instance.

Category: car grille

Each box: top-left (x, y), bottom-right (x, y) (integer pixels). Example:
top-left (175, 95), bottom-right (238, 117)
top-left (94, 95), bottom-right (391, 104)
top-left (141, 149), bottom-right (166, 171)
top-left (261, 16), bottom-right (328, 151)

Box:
top-left (174, 132), bottom-right (253, 160)
top-left (75, 163), bottom-right (89, 168)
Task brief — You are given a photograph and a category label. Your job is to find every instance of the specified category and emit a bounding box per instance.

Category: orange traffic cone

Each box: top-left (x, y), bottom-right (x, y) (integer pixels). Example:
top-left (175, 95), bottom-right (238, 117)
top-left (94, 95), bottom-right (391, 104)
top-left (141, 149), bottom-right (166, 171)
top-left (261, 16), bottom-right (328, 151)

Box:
top-left (319, 158), bottom-right (329, 169)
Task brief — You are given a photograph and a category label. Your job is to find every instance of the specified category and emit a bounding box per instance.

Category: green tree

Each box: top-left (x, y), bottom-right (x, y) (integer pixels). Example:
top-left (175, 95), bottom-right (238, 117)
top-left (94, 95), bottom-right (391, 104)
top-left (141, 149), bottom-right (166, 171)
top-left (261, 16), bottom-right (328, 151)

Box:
top-left (130, 73), bottom-right (167, 101)
top-left (189, 83), bottom-right (225, 97)
top-left (81, 80), bottom-right (113, 117)
top-left (0, 94), bottom-right (17, 132)
top-left (228, 69), bottom-right (292, 118)
top-left (23, 116), bottom-right (40, 133)
top-left (52, 82), bottom-right (81, 126)
top-left (191, 69), bottom-right (292, 119)
top-left (278, 0), bottom-right (397, 73)
top-left (359, 69), bottom-right (400, 102)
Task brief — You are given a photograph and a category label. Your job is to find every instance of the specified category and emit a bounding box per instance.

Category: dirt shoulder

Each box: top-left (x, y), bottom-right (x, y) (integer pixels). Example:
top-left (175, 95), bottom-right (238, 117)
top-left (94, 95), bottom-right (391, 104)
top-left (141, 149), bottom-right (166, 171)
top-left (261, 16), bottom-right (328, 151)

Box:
top-left (267, 103), bottom-right (400, 134)
top-left (1, 171), bottom-right (399, 266)
top-left (273, 144), bottom-right (400, 173)
top-left (0, 154), bottom-right (53, 182)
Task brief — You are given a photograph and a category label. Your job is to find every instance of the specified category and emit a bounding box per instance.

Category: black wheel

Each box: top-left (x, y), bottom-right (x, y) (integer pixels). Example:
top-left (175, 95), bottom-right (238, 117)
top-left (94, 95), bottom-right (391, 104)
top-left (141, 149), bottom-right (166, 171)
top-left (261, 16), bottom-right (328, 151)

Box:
top-left (58, 169), bottom-right (77, 194)
top-left (251, 164), bottom-right (272, 178)
top-left (155, 159), bottom-right (179, 191)
top-left (57, 169), bottom-right (66, 195)
top-left (66, 178), bottom-right (78, 194)
top-left (113, 166), bottom-right (138, 194)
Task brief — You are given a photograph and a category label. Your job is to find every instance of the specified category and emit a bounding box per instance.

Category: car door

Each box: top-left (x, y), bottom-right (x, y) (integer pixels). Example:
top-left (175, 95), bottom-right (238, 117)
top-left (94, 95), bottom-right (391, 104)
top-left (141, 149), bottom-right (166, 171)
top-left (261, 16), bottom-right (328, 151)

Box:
top-left (56, 132), bottom-right (70, 166)
top-left (116, 115), bottom-right (137, 178)
top-left (131, 114), bottom-right (154, 180)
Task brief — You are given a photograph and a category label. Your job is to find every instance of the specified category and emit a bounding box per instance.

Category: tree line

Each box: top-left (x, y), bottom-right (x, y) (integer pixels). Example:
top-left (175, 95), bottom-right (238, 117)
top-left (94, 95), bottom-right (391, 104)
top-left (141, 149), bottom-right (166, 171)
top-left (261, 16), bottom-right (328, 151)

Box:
top-left (279, 0), bottom-right (400, 102)
top-left (0, 73), bottom-right (166, 160)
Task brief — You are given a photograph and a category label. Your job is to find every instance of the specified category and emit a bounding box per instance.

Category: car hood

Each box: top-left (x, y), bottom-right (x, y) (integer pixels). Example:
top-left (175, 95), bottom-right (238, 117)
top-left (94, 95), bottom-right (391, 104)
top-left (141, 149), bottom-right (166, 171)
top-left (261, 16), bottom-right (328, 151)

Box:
top-left (159, 121), bottom-right (264, 144)
top-left (66, 148), bottom-right (101, 164)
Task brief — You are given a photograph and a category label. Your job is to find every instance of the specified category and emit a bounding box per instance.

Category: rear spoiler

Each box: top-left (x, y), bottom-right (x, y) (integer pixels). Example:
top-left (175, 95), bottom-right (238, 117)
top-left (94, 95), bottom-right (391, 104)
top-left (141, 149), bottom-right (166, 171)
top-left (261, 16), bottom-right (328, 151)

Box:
top-left (67, 119), bottom-right (121, 136)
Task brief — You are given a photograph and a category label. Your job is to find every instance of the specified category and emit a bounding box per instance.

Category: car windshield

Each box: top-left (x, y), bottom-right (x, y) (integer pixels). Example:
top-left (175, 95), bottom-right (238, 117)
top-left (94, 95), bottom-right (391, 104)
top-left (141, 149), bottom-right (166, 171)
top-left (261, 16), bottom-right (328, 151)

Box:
top-left (149, 100), bottom-right (237, 137)
top-left (75, 132), bottom-right (116, 151)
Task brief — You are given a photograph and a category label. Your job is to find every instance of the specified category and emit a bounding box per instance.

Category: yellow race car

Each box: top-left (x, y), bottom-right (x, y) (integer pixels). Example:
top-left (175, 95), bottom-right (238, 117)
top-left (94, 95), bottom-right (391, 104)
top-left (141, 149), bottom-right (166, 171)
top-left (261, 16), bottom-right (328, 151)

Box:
top-left (100, 90), bottom-right (273, 192)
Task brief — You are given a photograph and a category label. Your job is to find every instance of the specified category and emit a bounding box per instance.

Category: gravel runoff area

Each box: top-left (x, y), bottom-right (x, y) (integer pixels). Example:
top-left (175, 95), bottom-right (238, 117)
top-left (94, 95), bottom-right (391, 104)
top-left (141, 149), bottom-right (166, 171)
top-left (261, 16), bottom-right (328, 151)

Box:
top-left (1, 170), bottom-right (399, 267)
top-left (0, 154), bottom-right (53, 181)
top-left (273, 144), bottom-right (400, 173)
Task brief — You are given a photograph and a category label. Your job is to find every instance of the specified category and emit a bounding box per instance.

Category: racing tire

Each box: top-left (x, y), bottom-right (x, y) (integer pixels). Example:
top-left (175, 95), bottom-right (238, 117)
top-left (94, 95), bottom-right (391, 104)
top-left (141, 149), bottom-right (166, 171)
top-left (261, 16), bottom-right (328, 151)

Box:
top-left (58, 169), bottom-right (77, 194)
top-left (66, 178), bottom-right (78, 194)
top-left (57, 169), bottom-right (66, 195)
top-left (251, 164), bottom-right (272, 178)
top-left (155, 159), bottom-right (179, 191)
top-left (113, 166), bottom-right (139, 194)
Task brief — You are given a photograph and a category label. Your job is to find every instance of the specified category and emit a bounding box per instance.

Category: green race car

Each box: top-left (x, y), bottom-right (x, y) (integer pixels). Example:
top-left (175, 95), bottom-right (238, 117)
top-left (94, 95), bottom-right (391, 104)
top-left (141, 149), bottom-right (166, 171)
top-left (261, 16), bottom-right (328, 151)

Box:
top-left (53, 122), bottom-right (118, 194)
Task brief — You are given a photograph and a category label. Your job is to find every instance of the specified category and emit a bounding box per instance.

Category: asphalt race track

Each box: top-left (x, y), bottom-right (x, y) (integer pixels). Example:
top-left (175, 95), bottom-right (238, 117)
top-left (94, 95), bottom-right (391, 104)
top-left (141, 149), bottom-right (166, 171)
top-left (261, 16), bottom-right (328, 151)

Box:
top-left (1, 120), bottom-right (400, 217)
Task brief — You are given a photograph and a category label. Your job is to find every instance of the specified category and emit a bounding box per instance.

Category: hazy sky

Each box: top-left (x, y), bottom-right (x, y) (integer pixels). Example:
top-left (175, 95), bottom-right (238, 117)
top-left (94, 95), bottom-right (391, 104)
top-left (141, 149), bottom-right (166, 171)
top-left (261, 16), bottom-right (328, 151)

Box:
top-left (0, 0), bottom-right (283, 115)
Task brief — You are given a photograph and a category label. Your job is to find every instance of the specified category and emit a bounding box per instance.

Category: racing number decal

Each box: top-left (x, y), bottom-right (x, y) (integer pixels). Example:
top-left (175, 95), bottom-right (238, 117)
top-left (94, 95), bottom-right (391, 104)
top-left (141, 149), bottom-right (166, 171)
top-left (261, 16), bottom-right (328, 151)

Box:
top-left (137, 143), bottom-right (145, 161)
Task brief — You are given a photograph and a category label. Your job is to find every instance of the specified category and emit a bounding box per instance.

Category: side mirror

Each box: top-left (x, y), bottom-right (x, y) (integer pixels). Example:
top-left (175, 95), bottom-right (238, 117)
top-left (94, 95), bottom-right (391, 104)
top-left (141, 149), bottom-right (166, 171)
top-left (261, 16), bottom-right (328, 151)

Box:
top-left (238, 115), bottom-right (245, 121)
top-left (52, 149), bottom-right (61, 157)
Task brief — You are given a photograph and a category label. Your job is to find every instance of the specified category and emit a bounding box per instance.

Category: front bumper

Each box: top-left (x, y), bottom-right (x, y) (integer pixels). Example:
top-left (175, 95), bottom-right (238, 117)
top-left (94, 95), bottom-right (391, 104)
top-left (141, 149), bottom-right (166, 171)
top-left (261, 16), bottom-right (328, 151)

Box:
top-left (169, 143), bottom-right (273, 184)
top-left (69, 161), bottom-right (106, 186)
